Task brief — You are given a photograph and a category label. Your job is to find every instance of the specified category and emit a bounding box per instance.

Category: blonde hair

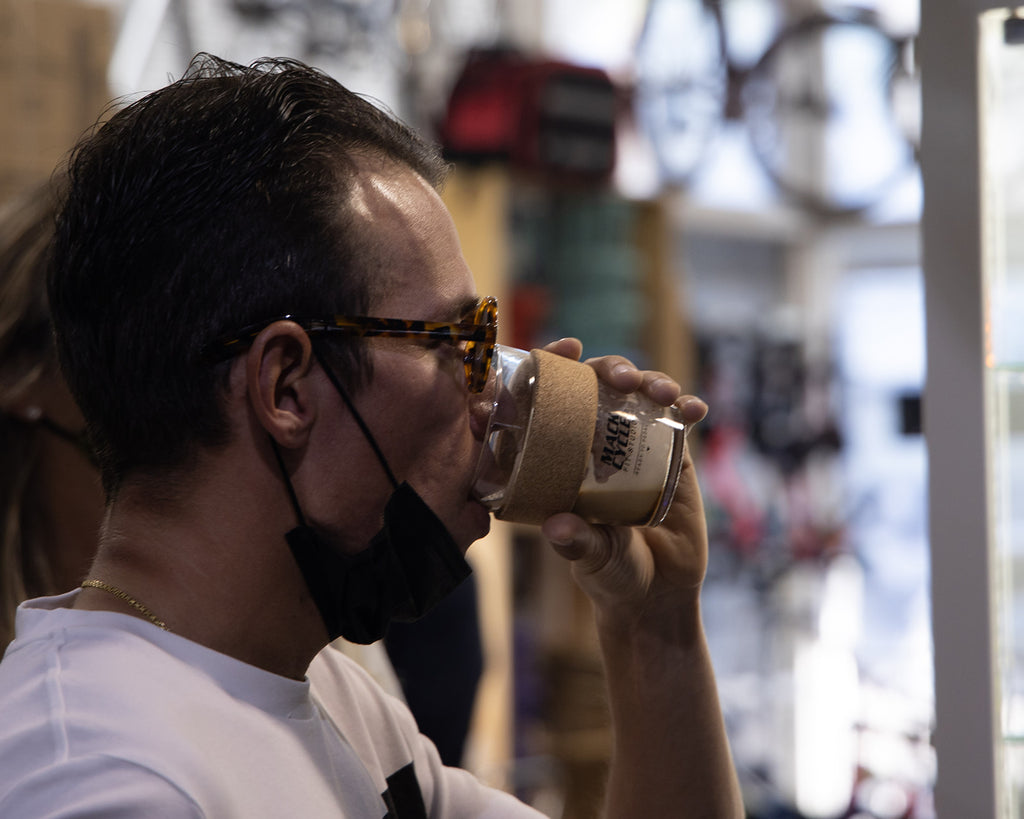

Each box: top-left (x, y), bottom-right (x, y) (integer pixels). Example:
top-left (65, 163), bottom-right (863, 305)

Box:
top-left (0, 182), bottom-right (64, 650)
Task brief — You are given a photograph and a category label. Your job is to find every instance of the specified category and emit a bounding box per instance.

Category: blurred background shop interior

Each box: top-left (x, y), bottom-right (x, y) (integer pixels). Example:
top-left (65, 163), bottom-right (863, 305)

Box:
top-left (2, 0), bottom-right (1019, 816)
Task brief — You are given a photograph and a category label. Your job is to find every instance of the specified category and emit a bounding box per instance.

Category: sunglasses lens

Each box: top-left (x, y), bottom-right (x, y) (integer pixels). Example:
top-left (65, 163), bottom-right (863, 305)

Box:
top-left (471, 343), bottom-right (493, 391)
top-left (465, 298), bottom-right (497, 393)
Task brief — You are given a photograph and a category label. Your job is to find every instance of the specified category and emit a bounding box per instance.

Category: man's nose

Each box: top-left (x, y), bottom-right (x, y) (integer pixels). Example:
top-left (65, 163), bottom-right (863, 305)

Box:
top-left (467, 379), bottom-right (496, 441)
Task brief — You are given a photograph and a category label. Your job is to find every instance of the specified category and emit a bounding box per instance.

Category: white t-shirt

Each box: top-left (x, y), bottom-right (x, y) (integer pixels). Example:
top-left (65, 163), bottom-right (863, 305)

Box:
top-left (0, 592), bottom-right (543, 818)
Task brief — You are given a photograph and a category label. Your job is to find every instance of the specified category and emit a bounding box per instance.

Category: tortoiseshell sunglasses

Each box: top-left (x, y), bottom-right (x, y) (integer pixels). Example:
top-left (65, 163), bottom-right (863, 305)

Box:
top-left (204, 296), bottom-right (498, 394)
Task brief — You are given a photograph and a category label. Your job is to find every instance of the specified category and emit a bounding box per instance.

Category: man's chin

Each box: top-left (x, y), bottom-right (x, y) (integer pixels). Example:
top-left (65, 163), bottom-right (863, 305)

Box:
top-left (459, 499), bottom-right (493, 551)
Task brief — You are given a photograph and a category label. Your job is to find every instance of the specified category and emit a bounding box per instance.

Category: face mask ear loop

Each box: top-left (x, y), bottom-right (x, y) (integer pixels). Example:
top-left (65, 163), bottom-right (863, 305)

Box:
top-left (310, 340), bottom-right (399, 492)
top-left (269, 436), bottom-right (309, 528)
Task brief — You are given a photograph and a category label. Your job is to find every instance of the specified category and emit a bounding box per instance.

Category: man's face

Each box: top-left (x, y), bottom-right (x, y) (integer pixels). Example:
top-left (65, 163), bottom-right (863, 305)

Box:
top-left (309, 159), bottom-right (493, 553)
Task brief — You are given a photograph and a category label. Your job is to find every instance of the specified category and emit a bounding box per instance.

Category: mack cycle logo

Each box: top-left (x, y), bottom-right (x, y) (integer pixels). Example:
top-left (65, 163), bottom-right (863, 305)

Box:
top-left (600, 413), bottom-right (635, 471)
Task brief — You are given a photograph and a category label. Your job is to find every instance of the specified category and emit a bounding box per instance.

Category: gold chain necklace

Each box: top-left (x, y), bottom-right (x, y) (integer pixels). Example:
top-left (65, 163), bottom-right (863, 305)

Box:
top-left (80, 579), bottom-right (169, 631)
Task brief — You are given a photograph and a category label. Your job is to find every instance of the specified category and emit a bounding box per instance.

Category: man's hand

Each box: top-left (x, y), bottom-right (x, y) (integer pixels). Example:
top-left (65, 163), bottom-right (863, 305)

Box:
top-left (538, 338), bottom-right (710, 623)
top-left (537, 338), bottom-right (744, 818)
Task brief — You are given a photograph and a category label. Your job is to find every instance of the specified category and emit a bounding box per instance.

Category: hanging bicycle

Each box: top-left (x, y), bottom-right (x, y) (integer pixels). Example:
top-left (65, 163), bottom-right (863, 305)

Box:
top-left (634, 0), bottom-right (919, 216)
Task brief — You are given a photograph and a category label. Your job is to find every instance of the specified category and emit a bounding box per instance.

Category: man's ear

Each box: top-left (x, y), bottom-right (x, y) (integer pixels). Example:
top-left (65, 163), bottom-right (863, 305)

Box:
top-left (245, 321), bottom-right (316, 448)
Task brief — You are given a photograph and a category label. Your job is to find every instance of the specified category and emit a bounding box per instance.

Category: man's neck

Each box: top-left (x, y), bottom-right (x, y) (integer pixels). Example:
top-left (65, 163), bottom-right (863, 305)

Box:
top-left (76, 465), bottom-right (330, 680)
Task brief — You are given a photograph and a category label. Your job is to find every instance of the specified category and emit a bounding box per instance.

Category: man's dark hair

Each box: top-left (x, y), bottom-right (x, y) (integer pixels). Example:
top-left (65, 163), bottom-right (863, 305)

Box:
top-left (49, 54), bottom-right (448, 496)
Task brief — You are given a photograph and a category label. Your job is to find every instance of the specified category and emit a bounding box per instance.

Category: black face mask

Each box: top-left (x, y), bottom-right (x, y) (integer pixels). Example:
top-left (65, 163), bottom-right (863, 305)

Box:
top-left (272, 343), bottom-right (472, 644)
top-left (284, 483), bottom-right (471, 644)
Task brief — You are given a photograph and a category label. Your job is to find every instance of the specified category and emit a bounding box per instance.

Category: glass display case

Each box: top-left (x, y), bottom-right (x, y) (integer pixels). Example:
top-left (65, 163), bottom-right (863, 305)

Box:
top-left (981, 8), bottom-right (1024, 815)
